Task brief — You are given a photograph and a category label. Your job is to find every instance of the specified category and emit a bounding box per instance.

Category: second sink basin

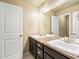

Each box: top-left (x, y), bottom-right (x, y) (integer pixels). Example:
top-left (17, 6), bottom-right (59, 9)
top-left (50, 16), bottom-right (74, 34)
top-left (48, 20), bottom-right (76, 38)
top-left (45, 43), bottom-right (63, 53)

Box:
top-left (47, 39), bottom-right (79, 56)
top-left (30, 34), bottom-right (54, 39)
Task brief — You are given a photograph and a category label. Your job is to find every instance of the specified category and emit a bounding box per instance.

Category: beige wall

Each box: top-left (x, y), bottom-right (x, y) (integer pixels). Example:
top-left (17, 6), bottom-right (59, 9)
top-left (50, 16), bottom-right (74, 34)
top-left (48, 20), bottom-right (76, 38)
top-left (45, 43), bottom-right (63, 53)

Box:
top-left (39, 13), bottom-right (51, 34)
top-left (55, 3), bottom-right (79, 37)
top-left (0, 0), bottom-right (51, 53)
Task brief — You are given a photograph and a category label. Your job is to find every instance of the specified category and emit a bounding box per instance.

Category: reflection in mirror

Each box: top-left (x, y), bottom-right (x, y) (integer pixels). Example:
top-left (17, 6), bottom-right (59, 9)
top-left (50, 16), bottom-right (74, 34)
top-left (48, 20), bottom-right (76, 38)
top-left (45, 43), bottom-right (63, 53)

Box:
top-left (65, 15), bottom-right (69, 37)
top-left (59, 14), bottom-right (70, 37)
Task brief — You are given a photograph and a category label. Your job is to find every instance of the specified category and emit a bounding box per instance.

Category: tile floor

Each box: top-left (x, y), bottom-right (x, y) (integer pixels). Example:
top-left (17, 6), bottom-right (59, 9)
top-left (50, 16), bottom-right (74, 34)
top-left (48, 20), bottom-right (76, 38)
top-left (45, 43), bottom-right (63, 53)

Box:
top-left (23, 52), bottom-right (35, 59)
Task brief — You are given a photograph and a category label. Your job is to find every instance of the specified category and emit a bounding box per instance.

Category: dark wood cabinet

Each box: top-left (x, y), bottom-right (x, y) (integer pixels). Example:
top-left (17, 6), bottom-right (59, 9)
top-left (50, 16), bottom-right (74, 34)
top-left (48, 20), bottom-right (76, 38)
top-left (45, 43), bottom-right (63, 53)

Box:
top-left (29, 37), bottom-right (44, 59)
top-left (37, 47), bottom-right (43, 59)
top-left (44, 46), bottom-right (69, 59)
top-left (29, 37), bottom-right (37, 58)
top-left (44, 52), bottom-right (54, 59)
top-left (29, 37), bottom-right (70, 59)
top-left (37, 55), bottom-right (42, 59)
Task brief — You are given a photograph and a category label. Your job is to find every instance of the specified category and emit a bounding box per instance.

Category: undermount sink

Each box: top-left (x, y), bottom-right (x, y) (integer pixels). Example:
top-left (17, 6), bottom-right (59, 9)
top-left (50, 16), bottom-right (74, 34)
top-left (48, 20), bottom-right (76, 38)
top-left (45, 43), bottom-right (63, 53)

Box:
top-left (31, 35), bottom-right (46, 39)
top-left (47, 39), bottom-right (79, 56)
top-left (30, 34), bottom-right (54, 39)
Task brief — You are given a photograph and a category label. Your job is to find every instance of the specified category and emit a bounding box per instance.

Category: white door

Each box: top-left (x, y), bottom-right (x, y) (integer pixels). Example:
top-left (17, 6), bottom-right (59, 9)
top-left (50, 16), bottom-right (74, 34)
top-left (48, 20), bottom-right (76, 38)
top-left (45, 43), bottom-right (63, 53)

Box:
top-left (0, 2), bottom-right (23, 59)
top-left (51, 16), bottom-right (59, 36)
top-left (72, 11), bottom-right (79, 38)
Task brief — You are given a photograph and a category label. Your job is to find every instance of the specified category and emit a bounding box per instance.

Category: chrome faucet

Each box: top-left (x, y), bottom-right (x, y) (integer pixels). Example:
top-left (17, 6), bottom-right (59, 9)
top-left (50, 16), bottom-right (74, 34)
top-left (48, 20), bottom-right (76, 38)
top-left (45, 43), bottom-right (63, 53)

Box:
top-left (66, 33), bottom-right (75, 43)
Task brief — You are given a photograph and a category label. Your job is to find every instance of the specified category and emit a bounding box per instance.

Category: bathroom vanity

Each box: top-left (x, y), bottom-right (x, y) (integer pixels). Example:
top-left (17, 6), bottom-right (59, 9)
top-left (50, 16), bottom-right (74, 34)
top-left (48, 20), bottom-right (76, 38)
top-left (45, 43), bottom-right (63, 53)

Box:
top-left (29, 37), bottom-right (73, 59)
top-left (29, 35), bottom-right (79, 59)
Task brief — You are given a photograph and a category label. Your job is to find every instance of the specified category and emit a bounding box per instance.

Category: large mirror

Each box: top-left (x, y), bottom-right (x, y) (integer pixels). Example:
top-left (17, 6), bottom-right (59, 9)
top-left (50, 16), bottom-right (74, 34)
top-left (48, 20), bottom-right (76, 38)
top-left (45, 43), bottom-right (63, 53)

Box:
top-left (58, 11), bottom-right (79, 38)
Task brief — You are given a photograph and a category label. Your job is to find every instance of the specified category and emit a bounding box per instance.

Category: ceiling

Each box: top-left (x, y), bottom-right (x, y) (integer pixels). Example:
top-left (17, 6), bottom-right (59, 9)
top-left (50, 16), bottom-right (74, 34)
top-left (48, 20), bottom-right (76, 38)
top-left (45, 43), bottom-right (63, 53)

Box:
top-left (24, 0), bottom-right (79, 13)
top-left (39, 0), bottom-right (79, 13)
top-left (24, 0), bottom-right (55, 7)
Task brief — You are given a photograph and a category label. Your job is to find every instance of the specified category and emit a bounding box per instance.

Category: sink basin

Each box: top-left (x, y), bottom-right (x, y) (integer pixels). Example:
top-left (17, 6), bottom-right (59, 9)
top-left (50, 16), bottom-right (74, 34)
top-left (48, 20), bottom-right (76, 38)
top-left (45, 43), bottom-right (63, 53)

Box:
top-left (30, 35), bottom-right (45, 39)
top-left (47, 40), bottom-right (79, 56)
top-left (30, 34), bottom-right (54, 39)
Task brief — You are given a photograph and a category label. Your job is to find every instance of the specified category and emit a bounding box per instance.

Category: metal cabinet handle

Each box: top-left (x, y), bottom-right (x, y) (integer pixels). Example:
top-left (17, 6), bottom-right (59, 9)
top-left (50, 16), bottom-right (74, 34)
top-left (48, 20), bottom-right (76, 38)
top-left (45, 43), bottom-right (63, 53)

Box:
top-left (38, 51), bottom-right (41, 54)
top-left (38, 44), bottom-right (41, 47)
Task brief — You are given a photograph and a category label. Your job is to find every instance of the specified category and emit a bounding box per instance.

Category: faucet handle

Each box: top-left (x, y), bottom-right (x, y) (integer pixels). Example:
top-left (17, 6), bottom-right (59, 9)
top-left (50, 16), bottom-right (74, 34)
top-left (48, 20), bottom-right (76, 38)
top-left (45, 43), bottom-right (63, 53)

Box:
top-left (72, 33), bottom-right (75, 35)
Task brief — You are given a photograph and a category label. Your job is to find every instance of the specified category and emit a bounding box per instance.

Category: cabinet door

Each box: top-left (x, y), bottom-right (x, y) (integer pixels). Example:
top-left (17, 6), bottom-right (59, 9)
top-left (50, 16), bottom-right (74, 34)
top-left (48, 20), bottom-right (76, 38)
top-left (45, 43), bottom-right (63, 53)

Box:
top-left (29, 38), bottom-right (37, 58)
top-left (44, 53), bottom-right (54, 59)
top-left (44, 46), bottom-right (69, 59)
top-left (37, 47), bottom-right (43, 59)
top-left (37, 55), bottom-right (41, 59)
top-left (30, 41), bottom-right (36, 57)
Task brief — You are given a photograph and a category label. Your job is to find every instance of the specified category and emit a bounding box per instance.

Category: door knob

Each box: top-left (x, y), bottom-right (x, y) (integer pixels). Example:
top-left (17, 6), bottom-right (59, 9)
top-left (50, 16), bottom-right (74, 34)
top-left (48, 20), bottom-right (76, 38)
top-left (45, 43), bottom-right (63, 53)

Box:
top-left (20, 35), bottom-right (22, 37)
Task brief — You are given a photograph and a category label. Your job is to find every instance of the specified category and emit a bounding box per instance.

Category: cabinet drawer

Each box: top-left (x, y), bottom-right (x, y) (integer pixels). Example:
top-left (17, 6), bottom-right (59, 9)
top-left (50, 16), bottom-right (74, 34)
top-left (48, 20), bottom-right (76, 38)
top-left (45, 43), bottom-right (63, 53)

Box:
top-left (29, 37), bottom-right (36, 44)
top-left (37, 47), bottom-right (43, 59)
top-left (44, 46), bottom-right (69, 59)
top-left (37, 42), bottom-right (43, 49)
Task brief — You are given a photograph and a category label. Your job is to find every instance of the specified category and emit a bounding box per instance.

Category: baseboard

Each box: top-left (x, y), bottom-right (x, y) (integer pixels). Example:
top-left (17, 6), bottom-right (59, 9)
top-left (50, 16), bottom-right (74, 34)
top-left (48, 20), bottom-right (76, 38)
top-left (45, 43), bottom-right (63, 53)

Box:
top-left (23, 51), bottom-right (30, 57)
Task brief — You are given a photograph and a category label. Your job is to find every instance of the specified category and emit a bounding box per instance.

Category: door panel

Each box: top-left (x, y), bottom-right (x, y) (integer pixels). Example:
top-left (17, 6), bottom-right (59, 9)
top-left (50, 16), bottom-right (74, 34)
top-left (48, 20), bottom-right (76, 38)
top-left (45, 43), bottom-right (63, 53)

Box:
top-left (2, 5), bottom-right (21, 35)
top-left (4, 5), bottom-right (20, 33)
top-left (4, 39), bottom-right (20, 57)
